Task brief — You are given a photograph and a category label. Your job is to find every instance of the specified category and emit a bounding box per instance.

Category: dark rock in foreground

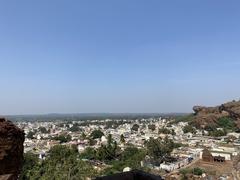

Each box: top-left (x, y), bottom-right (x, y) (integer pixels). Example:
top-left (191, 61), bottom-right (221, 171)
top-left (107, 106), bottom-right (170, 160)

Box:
top-left (0, 118), bottom-right (25, 179)
top-left (95, 170), bottom-right (163, 180)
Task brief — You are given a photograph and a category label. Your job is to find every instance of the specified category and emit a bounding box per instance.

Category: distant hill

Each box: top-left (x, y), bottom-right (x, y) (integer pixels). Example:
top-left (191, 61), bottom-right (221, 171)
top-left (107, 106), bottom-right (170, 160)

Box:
top-left (6, 113), bottom-right (187, 122)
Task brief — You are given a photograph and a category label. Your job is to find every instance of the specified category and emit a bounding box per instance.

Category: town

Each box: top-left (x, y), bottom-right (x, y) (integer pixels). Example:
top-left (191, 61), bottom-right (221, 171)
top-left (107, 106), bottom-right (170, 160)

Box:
top-left (14, 111), bottom-right (240, 179)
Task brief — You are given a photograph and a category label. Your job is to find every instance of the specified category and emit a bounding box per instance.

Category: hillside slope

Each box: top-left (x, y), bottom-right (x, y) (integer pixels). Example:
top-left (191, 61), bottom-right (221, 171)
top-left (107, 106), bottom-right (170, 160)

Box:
top-left (191, 100), bottom-right (240, 130)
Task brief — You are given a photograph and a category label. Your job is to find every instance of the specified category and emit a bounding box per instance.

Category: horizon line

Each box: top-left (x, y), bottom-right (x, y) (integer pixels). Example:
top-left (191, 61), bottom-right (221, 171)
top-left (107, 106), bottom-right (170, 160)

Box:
top-left (3, 112), bottom-right (191, 117)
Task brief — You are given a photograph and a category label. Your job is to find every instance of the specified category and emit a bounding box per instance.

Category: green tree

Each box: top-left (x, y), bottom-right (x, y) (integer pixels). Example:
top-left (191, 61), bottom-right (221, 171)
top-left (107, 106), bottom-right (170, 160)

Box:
top-left (209, 129), bottom-right (227, 137)
top-left (90, 129), bottom-right (104, 139)
top-left (26, 131), bottom-right (35, 139)
top-left (171, 129), bottom-right (176, 135)
top-left (95, 134), bottom-right (119, 162)
top-left (120, 134), bottom-right (125, 144)
top-left (183, 125), bottom-right (196, 134)
top-left (120, 147), bottom-right (146, 168)
top-left (121, 146), bottom-right (141, 161)
top-left (148, 124), bottom-right (156, 131)
top-left (158, 128), bottom-right (171, 134)
top-left (88, 138), bottom-right (97, 146)
top-left (106, 134), bottom-right (118, 159)
top-left (192, 167), bottom-right (205, 176)
top-left (131, 124), bottom-right (139, 131)
top-left (217, 117), bottom-right (235, 130)
top-left (39, 126), bottom-right (48, 134)
top-left (80, 132), bottom-right (87, 140)
top-left (174, 114), bottom-right (194, 123)
top-left (180, 168), bottom-right (190, 180)
top-left (20, 152), bottom-right (39, 180)
top-left (102, 146), bottom-right (146, 176)
top-left (80, 147), bottom-right (96, 160)
top-left (146, 137), bottom-right (174, 162)
top-left (21, 145), bottom-right (97, 180)
top-left (69, 123), bottom-right (80, 132)
top-left (53, 134), bottom-right (72, 143)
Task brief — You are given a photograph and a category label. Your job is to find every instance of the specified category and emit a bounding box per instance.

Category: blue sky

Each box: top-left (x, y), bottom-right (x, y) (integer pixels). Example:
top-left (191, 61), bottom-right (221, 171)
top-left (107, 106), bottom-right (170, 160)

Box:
top-left (0, 1), bottom-right (240, 115)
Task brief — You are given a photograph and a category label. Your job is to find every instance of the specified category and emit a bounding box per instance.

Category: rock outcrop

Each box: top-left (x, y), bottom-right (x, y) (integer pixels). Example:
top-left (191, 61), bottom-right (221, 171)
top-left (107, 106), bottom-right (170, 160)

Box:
top-left (0, 118), bottom-right (24, 179)
top-left (220, 101), bottom-right (240, 120)
top-left (192, 100), bottom-right (240, 129)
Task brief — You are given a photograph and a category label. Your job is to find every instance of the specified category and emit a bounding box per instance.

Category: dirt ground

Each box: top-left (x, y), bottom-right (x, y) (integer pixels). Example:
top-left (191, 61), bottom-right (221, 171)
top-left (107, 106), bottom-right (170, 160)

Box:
top-left (189, 160), bottom-right (234, 177)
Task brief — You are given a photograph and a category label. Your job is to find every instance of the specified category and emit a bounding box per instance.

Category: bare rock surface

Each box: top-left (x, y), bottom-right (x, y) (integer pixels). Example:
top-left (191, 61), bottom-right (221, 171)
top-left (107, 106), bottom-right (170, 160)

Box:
top-left (0, 118), bottom-right (24, 178)
top-left (192, 100), bottom-right (240, 129)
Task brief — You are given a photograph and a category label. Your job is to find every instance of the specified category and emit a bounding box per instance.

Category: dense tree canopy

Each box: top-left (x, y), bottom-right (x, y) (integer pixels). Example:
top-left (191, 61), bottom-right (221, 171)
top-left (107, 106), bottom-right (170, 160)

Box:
top-left (26, 131), bottom-right (35, 139)
top-left (209, 129), bottom-right (227, 137)
top-left (79, 140), bottom-right (147, 176)
top-left (90, 129), bottom-right (104, 139)
top-left (146, 137), bottom-right (175, 162)
top-left (52, 134), bottom-right (72, 143)
top-left (21, 131), bottom-right (179, 179)
top-left (101, 146), bottom-right (147, 176)
top-left (183, 125), bottom-right (196, 134)
top-left (80, 132), bottom-right (87, 140)
top-left (69, 123), bottom-right (81, 132)
top-left (20, 145), bottom-right (97, 180)
top-left (39, 127), bottom-right (48, 134)
top-left (79, 147), bottom-right (96, 160)
top-left (20, 152), bottom-right (39, 180)
top-left (131, 124), bottom-right (140, 132)
top-left (180, 167), bottom-right (205, 179)
top-left (217, 117), bottom-right (235, 130)
top-left (158, 128), bottom-right (171, 134)
top-left (148, 124), bottom-right (156, 131)
top-left (96, 134), bottom-right (119, 162)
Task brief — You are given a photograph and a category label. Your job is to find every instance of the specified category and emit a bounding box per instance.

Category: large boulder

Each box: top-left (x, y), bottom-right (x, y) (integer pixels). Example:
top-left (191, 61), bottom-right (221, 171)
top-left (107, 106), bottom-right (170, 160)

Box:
top-left (193, 106), bottom-right (221, 115)
top-left (220, 101), bottom-right (240, 120)
top-left (0, 118), bottom-right (24, 179)
top-left (192, 100), bottom-right (240, 129)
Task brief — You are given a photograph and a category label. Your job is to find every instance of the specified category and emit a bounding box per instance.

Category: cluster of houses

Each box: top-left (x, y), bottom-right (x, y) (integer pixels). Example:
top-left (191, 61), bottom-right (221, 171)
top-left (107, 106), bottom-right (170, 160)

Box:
top-left (16, 117), bottom-right (240, 175)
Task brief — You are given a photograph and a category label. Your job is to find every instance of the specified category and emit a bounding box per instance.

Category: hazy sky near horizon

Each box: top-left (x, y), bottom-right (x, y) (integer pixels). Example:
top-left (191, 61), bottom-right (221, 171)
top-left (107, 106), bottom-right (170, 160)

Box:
top-left (0, 1), bottom-right (240, 115)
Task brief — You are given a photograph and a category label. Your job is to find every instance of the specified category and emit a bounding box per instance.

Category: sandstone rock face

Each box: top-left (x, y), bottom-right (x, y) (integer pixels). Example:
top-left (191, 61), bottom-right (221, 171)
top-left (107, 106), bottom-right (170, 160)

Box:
top-left (192, 100), bottom-right (240, 129)
top-left (0, 118), bottom-right (24, 178)
top-left (220, 101), bottom-right (240, 120)
top-left (193, 106), bottom-right (221, 115)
